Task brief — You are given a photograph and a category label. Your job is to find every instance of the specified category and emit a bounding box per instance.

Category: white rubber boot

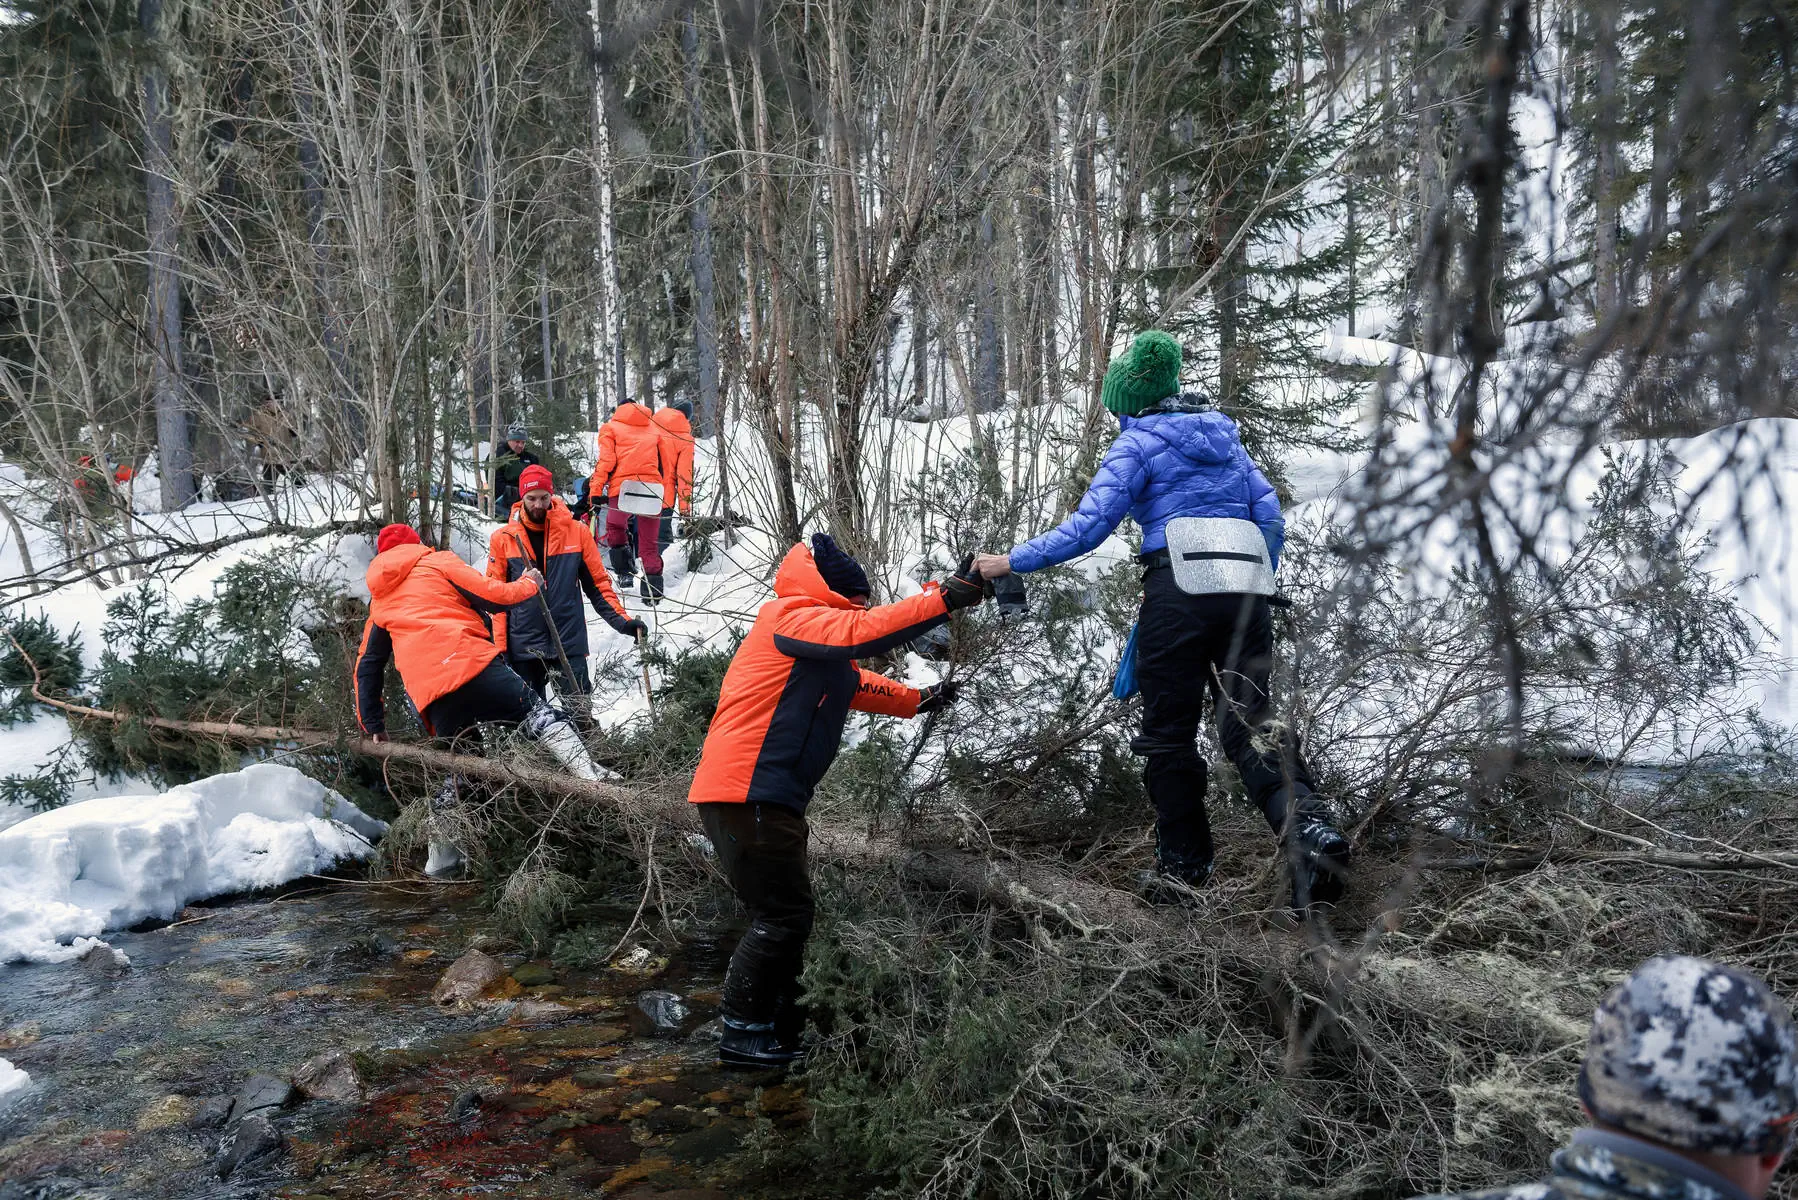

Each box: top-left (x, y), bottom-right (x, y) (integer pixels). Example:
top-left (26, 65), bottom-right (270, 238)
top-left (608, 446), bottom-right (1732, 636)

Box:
top-left (424, 839), bottom-right (467, 878)
top-left (523, 705), bottom-right (618, 782)
top-left (425, 776), bottom-right (467, 878)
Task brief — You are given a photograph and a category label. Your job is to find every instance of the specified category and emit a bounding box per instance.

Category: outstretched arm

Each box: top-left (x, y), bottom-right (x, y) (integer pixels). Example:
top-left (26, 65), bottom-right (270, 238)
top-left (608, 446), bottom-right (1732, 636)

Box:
top-left (441, 554), bottom-right (539, 614)
top-left (851, 668), bottom-right (921, 717)
top-left (1007, 437), bottom-right (1144, 574)
top-left (771, 588), bottom-right (950, 661)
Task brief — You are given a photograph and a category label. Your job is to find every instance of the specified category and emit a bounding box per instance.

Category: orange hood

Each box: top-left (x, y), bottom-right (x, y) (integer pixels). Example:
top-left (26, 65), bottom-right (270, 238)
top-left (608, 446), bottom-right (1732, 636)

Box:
top-left (772, 543), bottom-right (861, 609)
top-left (611, 402), bottom-right (653, 431)
top-left (366, 542), bottom-right (433, 600)
top-left (652, 406), bottom-right (692, 437)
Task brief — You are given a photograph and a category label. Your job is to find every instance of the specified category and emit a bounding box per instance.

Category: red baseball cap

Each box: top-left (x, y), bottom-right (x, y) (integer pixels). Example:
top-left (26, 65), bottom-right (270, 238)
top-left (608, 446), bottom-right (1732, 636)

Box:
top-left (519, 464), bottom-right (554, 496)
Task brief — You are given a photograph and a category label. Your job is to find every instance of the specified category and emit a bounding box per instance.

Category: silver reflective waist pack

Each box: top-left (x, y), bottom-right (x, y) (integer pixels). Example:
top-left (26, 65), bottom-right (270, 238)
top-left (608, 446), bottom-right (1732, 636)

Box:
top-left (614, 478), bottom-right (665, 516)
top-left (1160, 516), bottom-right (1275, 596)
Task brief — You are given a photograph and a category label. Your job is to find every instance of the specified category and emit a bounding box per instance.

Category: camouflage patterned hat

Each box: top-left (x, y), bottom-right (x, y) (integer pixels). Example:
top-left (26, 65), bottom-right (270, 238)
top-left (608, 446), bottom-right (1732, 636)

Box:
top-left (1579, 956), bottom-right (1798, 1155)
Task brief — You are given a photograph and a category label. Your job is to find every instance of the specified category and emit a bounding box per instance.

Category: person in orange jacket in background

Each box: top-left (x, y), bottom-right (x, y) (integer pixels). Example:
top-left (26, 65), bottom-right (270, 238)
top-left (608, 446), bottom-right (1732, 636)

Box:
top-left (651, 398), bottom-right (696, 568)
top-left (488, 465), bottom-right (647, 726)
top-left (354, 523), bottom-right (603, 877)
top-left (588, 399), bottom-right (671, 601)
top-left (688, 534), bottom-right (990, 1068)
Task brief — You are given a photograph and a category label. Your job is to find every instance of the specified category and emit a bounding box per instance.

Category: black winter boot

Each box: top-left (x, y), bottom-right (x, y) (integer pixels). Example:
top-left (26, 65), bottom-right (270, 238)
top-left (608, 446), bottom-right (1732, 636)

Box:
top-left (719, 1014), bottom-right (803, 1069)
top-left (641, 573), bottom-right (664, 605)
top-left (1287, 815), bottom-right (1351, 911)
top-left (1140, 751), bottom-right (1215, 867)
top-left (1136, 856), bottom-right (1214, 906)
top-left (608, 545), bottom-right (635, 587)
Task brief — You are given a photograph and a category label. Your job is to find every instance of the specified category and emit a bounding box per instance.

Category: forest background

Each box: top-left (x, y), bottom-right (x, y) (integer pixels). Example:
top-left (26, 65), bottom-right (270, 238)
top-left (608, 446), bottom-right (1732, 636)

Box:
top-left (5, 0), bottom-right (1798, 1195)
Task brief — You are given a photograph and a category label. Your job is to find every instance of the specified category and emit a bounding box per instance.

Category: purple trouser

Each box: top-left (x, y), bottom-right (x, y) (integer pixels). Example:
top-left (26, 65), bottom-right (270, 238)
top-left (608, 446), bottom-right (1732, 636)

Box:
top-left (603, 503), bottom-right (663, 575)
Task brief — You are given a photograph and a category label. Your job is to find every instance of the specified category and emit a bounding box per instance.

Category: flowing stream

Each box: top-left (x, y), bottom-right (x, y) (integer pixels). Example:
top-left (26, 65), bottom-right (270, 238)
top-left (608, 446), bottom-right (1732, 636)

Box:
top-left (0, 881), bottom-right (844, 1199)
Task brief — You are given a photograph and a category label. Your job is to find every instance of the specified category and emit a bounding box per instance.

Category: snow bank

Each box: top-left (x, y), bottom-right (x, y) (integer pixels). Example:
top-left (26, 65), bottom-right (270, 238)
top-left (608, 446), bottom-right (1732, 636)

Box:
top-left (0, 763), bottom-right (386, 964)
top-left (0, 1058), bottom-right (28, 1105)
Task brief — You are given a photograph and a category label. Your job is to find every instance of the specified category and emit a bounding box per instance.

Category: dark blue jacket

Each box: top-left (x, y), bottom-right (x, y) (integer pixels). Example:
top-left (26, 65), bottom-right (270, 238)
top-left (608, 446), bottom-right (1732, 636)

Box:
top-left (1009, 402), bottom-right (1284, 574)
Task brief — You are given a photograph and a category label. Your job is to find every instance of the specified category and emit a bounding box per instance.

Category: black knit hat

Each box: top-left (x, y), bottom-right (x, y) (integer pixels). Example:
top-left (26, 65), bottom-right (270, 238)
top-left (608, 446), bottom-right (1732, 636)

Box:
top-left (810, 533), bottom-right (871, 600)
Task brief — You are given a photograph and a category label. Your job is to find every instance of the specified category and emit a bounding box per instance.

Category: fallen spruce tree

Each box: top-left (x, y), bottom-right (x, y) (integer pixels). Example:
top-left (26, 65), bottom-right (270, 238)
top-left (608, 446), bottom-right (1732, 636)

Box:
top-left (5, 496), bottom-right (1796, 1200)
top-left (15, 629), bottom-right (1798, 1200)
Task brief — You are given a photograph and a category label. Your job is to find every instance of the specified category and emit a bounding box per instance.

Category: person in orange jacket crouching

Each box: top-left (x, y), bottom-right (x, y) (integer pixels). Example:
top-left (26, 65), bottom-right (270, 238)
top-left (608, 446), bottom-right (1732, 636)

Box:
top-left (354, 523), bottom-right (605, 878)
top-left (688, 534), bottom-right (990, 1068)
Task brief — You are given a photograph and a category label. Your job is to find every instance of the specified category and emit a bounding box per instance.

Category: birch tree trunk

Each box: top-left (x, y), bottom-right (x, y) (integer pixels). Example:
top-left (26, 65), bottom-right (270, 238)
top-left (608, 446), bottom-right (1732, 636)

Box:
top-left (589, 0), bottom-right (625, 418)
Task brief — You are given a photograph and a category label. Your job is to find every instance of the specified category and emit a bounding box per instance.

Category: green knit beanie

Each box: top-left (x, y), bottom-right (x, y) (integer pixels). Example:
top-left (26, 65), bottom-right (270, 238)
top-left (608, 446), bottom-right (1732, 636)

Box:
top-left (1100, 330), bottom-right (1183, 416)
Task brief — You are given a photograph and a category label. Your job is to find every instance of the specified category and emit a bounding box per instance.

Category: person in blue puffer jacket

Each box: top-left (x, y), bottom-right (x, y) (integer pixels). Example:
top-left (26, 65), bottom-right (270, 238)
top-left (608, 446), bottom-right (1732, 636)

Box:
top-left (974, 330), bottom-right (1349, 910)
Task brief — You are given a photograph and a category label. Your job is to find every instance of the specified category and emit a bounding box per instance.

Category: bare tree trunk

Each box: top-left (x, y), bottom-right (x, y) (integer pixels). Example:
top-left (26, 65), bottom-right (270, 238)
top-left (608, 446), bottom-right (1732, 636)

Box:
top-left (912, 288), bottom-right (928, 412)
top-left (288, 0), bottom-right (355, 446)
top-left (629, 310), bottom-right (650, 408)
top-left (1592, 0), bottom-right (1621, 317)
top-left (1217, 231), bottom-right (1245, 404)
top-left (974, 208), bottom-right (1003, 414)
top-left (539, 260), bottom-right (556, 410)
top-left (141, 0), bottom-right (196, 511)
top-left (685, 3), bottom-right (720, 435)
top-left (0, 494), bottom-right (34, 578)
top-left (589, 0), bottom-right (625, 416)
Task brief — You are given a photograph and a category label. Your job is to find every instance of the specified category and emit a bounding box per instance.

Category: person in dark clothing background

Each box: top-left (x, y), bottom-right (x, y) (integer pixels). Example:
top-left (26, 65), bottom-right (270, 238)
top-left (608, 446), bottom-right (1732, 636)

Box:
top-left (354, 523), bottom-right (602, 877)
top-left (687, 534), bottom-right (989, 1067)
top-left (487, 464), bottom-right (647, 725)
top-left (490, 422), bottom-right (540, 513)
top-left (975, 330), bottom-right (1350, 910)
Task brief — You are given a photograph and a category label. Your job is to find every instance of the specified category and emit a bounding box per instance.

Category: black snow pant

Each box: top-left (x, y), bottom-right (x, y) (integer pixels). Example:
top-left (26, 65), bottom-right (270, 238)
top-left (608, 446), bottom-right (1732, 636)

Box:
top-left (698, 801), bottom-right (814, 1032)
top-left (1131, 568), bottom-right (1318, 876)
top-left (421, 657), bottom-right (540, 743)
top-left (513, 655), bottom-right (592, 727)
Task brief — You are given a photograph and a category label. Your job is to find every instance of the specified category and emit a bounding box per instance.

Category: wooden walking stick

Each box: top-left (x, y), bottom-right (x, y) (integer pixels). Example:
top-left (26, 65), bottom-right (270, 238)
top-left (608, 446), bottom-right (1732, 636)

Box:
top-left (506, 530), bottom-right (587, 718)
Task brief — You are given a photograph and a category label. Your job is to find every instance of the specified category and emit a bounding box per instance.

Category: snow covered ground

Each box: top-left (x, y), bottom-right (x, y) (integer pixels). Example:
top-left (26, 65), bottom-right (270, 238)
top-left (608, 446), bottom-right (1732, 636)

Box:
top-left (0, 764), bottom-right (385, 964)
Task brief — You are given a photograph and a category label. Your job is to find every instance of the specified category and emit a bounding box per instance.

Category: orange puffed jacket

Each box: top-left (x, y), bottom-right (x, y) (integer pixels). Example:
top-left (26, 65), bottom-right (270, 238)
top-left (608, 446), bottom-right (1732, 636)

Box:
top-left (589, 401), bottom-right (671, 505)
top-left (354, 543), bottom-right (539, 734)
top-left (686, 543), bottom-right (950, 812)
top-left (652, 405), bottom-right (695, 515)
top-left (487, 497), bottom-right (634, 660)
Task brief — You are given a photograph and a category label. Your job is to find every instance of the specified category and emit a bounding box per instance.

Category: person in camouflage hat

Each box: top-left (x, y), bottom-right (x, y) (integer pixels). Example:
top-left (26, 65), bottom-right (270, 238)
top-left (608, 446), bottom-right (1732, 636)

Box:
top-left (1414, 956), bottom-right (1798, 1200)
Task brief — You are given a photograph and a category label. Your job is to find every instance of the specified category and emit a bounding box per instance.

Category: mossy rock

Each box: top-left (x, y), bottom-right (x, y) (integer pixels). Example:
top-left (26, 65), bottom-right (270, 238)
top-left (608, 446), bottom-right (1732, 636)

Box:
top-left (511, 963), bottom-right (557, 987)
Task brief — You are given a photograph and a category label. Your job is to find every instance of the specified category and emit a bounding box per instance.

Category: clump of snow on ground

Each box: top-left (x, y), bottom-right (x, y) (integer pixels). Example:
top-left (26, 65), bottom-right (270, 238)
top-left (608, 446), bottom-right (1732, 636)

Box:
top-left (0, 763), bottom-right (386, 964)
top-left (0, 1057), bottom-right (28, 1105)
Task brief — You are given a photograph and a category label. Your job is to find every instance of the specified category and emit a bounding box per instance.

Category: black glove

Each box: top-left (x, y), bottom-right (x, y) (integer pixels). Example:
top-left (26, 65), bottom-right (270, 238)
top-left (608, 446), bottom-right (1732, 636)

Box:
top-left (615, 617), bottom-right (649, 638)
top-left (940, 554), bottom-right (988, 612)
top-left (916, 679), bottom-right (961, 714)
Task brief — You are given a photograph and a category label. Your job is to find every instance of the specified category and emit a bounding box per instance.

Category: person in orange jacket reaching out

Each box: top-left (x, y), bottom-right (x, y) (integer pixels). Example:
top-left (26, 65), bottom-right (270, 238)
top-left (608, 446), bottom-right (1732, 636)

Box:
top-left (589, 399), bottom-right (671, 601)
top-left (689, 534), bottom-right (990, 1068)
top-left (354, 523), bottom-right (604, 878)
top-left (488, 465), bottom-right (647, 726)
